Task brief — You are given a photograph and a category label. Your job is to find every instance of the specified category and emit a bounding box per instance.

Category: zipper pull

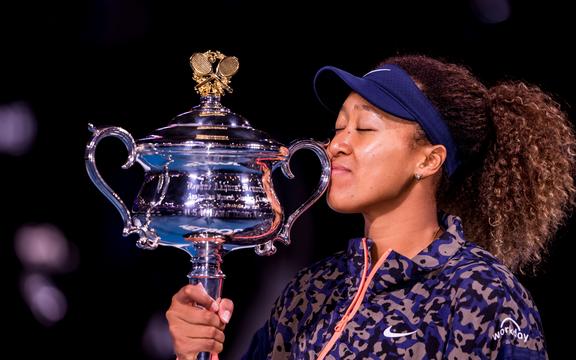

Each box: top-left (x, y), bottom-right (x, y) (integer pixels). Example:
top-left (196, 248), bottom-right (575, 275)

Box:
top-left (334, 315), bottom-right (349, 332)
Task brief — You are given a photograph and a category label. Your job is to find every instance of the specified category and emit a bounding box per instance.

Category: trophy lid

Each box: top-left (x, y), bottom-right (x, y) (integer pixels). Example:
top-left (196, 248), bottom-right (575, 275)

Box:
top-left (137, 50), bottom-right (285, 154)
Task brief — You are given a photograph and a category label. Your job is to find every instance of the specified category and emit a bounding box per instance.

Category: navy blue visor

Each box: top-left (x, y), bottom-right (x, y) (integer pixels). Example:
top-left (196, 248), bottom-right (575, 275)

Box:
top-left (314, 64), bottom-right (460, 177)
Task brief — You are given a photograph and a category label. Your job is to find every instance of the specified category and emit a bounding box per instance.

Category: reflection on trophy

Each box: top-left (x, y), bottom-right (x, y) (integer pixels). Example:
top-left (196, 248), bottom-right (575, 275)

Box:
top-left (85, 50), bottom-right (330, 358)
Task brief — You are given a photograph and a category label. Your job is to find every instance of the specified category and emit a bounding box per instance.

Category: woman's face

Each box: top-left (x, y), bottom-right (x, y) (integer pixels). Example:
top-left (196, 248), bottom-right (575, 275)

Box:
top-left (327, 92), bottom-right (423, 214)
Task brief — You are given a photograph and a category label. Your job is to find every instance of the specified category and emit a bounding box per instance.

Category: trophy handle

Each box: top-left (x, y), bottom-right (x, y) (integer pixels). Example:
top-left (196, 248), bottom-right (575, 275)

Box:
top-left (274, 139), bottom-right (331, 245)
top-left (85, 124), bottom-right (141, 237)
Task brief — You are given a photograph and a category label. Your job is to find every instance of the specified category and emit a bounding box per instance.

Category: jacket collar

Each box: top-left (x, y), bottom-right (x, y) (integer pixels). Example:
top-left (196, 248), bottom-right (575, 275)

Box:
top-left (345, 212), bottom-right (466, 293)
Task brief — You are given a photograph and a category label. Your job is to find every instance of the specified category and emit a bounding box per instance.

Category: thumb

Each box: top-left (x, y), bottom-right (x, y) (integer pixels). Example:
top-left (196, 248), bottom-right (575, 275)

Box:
top-left (217, 298), bottom-right (234, 324)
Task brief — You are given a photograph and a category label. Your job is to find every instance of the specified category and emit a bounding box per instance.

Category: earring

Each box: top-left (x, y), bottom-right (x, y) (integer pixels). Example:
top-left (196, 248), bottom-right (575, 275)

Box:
top-left (414, 173), bottom-right (423, 181)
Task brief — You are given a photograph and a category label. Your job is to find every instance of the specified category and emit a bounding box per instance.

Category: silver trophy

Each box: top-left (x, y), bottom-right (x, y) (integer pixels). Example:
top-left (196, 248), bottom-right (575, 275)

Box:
top-left (85, 50), bottom-right (330, 358)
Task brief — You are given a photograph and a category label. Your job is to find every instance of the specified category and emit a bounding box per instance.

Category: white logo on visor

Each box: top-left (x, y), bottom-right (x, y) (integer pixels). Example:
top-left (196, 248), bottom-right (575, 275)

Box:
top-left (363, 68), bottom-right (392, 77)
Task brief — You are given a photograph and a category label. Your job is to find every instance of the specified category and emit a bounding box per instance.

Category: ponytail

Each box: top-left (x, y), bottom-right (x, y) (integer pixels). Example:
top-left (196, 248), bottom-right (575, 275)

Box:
top-left (386, 55), bottom-right (576, 272)
top-left (474, 82), bottom-right (576, 271)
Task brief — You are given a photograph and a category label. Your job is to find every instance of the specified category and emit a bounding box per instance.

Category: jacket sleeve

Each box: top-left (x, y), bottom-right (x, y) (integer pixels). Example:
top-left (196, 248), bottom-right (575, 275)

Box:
top-left (240, 322), bottom-right (270, 360)
top-left (444, 262), bottom-right (548, 359)
top-left (240, 275), bottom-right (299, 359)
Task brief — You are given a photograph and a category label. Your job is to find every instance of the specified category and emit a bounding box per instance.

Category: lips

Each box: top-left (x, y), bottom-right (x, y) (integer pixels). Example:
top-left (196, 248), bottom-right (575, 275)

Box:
top-left (331, 164), bottom-right (351, 175)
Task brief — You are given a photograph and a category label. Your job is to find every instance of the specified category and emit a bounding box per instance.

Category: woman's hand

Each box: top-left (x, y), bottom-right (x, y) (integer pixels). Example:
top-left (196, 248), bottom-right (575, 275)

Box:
top-left (166, 284), bottom-right (234, 360)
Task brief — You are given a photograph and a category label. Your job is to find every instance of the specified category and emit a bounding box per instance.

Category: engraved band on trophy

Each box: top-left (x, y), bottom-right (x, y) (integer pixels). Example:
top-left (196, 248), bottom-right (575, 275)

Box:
top-left (85, 51), bottom-right (331, 359)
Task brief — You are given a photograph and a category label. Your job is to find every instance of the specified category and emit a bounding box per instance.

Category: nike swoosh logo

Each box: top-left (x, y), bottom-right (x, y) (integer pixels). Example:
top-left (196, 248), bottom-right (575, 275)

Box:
top-left (383, 326), bottom-right (417, 338)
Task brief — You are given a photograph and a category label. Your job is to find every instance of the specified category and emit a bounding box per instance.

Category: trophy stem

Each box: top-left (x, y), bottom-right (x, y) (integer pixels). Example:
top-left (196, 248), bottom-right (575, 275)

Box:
top-left (185, 235), bottom-right (227, 360)
top-left (186, 236), bottom-right (226, 299)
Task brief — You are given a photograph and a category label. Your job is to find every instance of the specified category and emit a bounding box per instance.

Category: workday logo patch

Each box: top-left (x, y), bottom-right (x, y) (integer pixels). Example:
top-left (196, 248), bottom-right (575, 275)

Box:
top-left (492, 317), bottom-right (529, 342)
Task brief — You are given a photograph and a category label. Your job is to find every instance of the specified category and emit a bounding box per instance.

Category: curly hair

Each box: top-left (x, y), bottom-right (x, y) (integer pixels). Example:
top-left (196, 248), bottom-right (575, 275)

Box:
top-left (383, 55), bottom-right (576, 273)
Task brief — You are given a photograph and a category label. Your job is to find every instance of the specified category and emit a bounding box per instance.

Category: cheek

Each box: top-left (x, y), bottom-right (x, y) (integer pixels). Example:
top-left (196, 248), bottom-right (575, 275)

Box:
top-left (358, 146), bottom-right (394, 178)
top-left (359, 147), bottom-right (412, 190)
top-left (365, 152), bottom-right (382, 188)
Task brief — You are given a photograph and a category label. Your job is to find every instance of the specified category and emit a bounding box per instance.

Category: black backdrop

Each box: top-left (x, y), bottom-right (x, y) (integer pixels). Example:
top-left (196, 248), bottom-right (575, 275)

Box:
top-left (2, 1), bottom-right (574, 358)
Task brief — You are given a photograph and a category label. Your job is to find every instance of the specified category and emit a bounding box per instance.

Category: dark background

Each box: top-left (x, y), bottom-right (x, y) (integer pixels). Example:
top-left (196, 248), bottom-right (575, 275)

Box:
top-left (1, 1), bottom-right (573, 358)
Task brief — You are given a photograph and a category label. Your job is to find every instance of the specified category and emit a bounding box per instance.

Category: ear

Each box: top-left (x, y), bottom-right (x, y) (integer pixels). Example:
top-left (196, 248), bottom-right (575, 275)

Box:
top-left (416, 145), bottom-right (446, 178)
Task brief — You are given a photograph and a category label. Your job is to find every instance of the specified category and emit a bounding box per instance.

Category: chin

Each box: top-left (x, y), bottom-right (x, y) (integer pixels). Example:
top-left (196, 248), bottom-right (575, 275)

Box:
top-left (326, 195), bottom-right (360, 214)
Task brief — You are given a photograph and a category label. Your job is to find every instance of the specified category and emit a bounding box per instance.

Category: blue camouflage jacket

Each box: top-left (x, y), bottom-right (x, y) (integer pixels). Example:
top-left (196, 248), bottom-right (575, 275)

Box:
top-left (242, 213), bottom-right (547, 359)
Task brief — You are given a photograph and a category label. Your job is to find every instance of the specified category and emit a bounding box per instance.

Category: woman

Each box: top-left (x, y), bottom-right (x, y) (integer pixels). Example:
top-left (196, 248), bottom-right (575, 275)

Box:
top-left (166, 55), bottom-right (575, 359)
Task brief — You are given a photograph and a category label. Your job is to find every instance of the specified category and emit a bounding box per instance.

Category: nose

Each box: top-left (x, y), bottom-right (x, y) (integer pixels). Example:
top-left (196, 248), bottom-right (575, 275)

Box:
top-left (328, 130), bottom-right (352, 157)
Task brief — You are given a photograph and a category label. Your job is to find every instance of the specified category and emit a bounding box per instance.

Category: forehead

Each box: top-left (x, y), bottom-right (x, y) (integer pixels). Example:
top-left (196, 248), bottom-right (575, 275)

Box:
top-left (340, 92), bottom-right (416, 126)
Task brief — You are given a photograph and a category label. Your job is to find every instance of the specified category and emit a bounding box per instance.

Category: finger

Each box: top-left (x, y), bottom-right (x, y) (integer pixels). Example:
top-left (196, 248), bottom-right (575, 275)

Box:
top-left (211, 353), bottom-right (219, 360)
top-left (217, 298), bottom-right (234, 324)
top-left (173, 284), bottom-right (219, 312)
top-left (167, 305), bottom-right (225, 330)
top-left (179, 323), bottom-right (225, 343)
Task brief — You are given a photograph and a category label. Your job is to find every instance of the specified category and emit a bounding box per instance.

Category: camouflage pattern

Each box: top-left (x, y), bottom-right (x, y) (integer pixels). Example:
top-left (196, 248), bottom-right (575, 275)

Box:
top-left (242, 213), bottom-right (547, 359)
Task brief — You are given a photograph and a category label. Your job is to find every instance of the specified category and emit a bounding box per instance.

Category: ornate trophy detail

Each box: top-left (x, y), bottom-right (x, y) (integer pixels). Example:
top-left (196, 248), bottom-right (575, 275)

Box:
top-left (190, 50), bottom-right (239, 96)
top-left (85, 51), bottom-right (330, 357)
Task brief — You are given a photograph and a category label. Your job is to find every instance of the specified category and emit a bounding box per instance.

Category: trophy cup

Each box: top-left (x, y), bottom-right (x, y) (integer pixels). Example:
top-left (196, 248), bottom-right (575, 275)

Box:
top-left (85, 50), bottom-right (330, 358)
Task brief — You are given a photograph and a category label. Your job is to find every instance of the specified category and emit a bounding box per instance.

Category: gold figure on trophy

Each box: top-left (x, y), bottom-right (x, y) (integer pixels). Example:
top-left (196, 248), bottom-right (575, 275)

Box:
top-left (190, 50), bottom-right (239, 96)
